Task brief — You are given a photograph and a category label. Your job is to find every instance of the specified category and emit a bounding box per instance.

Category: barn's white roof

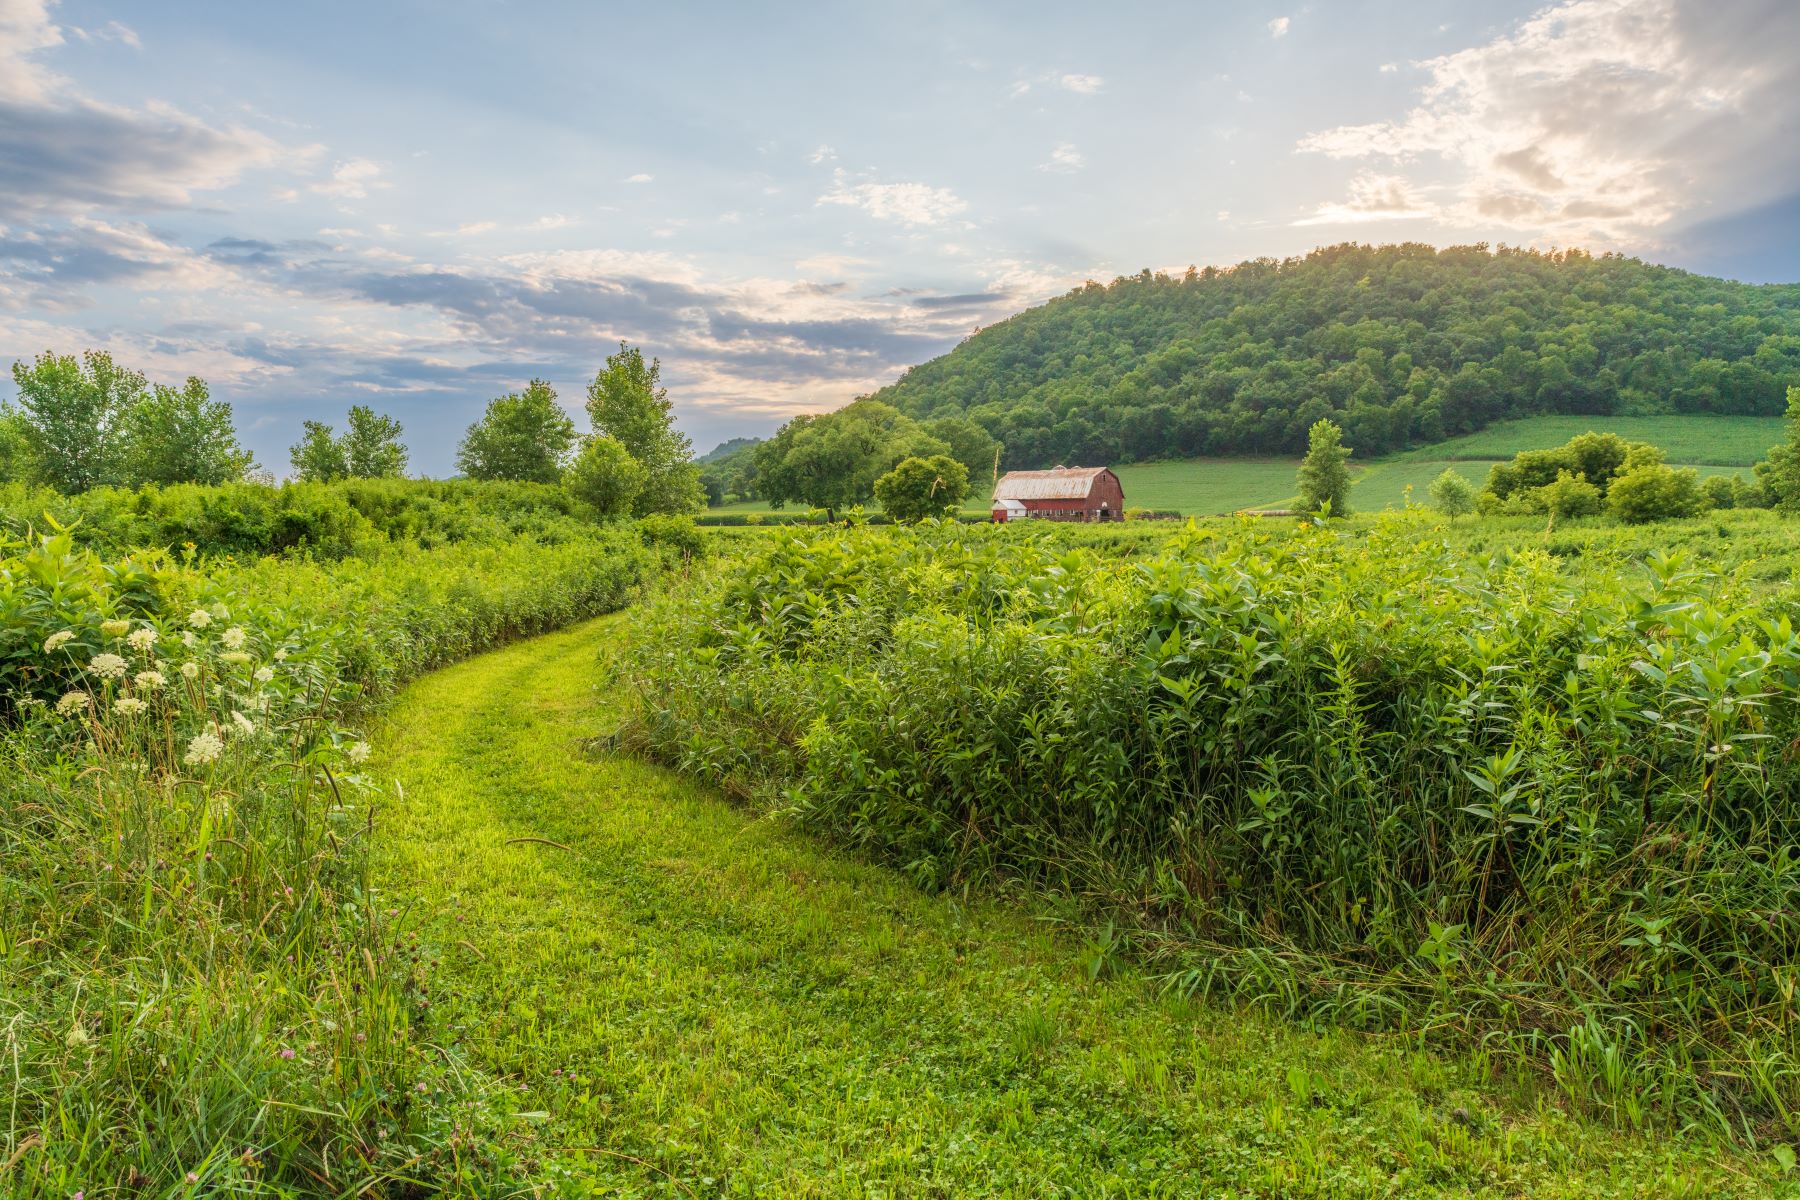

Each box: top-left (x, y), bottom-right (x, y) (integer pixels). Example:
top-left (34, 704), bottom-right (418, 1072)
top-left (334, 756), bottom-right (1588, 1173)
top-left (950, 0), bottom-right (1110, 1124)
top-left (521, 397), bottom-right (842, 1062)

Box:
top-left (992, 466), bottom-right (1111, 502)
top-left (992, 496), bottom-right (1028, 512)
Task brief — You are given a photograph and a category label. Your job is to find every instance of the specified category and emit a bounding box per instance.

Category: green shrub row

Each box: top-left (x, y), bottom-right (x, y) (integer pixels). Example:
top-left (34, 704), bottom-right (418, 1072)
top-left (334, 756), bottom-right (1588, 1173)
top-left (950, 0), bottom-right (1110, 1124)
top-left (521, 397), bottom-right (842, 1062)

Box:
top-left (0, 477), bottom-right (603, 559)
top-left (624, 512), bottom-right (1800, 1139)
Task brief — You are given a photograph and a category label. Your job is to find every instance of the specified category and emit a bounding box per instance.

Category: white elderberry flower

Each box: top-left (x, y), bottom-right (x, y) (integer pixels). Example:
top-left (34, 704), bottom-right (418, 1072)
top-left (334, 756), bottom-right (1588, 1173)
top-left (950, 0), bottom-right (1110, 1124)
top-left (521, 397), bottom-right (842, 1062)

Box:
top-left (43, 630), bottom-right (75, 653)
top-left (221, 626), bottom-right (247, 650)
top-left (114, 696), bottom-right (148, 716)
top-left (55, 691), bottom-right (91, 716)
top-left (188, 609), bottom-right (213, 629)
top-left (127, 627), bottom-right (158, 653)
top-left (134, 670), bottom-right (166, 691)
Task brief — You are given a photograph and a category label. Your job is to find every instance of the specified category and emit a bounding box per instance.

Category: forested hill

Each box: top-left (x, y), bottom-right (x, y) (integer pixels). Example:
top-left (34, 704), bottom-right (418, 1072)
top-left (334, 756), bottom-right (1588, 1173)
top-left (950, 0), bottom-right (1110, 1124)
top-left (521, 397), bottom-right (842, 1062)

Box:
top-left (869, 243), bottom-right (1800, 468)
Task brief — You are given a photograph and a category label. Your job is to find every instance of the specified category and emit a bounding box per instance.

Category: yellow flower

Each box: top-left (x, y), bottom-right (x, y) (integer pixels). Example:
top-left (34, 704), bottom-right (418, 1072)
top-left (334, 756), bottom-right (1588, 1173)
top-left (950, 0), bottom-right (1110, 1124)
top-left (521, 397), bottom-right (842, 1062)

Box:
top-left (100, 619), bottom-right (131, 638)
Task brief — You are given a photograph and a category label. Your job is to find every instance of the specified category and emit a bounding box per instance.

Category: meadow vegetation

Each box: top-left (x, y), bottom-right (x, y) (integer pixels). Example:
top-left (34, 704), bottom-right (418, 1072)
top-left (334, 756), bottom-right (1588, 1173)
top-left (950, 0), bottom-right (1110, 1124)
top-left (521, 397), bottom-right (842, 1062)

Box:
top-left (0, 486), bottom-right (660, 1196)
top-left (624, 512), bottom-right (1800, 1147)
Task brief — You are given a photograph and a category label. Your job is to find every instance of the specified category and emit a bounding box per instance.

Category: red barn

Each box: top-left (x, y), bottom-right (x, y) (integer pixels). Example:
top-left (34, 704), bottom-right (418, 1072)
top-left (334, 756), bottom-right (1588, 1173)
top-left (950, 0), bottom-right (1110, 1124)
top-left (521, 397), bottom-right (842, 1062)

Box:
top-left (990, 466), bottom-right (1125, 522)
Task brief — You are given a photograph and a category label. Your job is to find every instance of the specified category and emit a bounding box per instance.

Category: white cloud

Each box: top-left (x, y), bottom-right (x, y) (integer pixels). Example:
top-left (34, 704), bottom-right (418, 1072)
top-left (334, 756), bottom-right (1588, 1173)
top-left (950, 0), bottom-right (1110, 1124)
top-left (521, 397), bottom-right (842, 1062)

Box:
top-left (1379, 62), bottom-right (1398, 73)
top-left (1039, 142), bottom-right (1084, 173)
top-left (0, 0), bottom-right (292, 218)
top-left (817, 170), bottom-right (967, 227)
top-left (807, 144), bottom-right (836, 164)
top-left (456, 221), bottom-right (496, 235)
top-left (1058, 73), bottom-right (1103, 94)
top-left (527, 213), bottom-right (575, 231)
top-left (68, 19), bottom-right (139, 49)
top-left (1268, 16), bottom-right (1291, 38)
top-left (1216, 210), bottom-right (1230, 221)
top-left (311, 158), bottom-right (383, 200)
top-left (1295, 171), bottom-right (1437, 225)
top-left (1295, 0), bottom-right (1800, 243)
top-left (1006, 79), bottom-right (1032, 100)
top-left (624, 172), bottom-right (653, 184)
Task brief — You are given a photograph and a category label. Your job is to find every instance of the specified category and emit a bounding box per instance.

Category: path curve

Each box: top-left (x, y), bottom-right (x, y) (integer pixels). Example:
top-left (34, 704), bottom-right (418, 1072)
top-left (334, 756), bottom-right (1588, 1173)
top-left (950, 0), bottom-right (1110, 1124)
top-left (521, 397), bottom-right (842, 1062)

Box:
top-left (370, 614), bottom-right (1759, 1199)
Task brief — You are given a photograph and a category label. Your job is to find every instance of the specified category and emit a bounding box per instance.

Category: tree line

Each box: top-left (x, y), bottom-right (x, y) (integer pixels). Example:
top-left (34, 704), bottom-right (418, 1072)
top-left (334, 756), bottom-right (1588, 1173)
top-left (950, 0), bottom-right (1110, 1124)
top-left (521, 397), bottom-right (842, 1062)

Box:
top-left (1, 343), bottom-right (701, 519)
top-left (859, 242), bottom-right (1800, 470)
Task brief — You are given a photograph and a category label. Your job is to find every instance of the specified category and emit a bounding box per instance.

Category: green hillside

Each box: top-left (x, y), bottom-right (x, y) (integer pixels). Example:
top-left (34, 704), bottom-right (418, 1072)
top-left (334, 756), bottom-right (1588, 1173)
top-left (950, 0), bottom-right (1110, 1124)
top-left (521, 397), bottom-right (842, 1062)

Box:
top-left (868, 243), bottom-right (1800, 469)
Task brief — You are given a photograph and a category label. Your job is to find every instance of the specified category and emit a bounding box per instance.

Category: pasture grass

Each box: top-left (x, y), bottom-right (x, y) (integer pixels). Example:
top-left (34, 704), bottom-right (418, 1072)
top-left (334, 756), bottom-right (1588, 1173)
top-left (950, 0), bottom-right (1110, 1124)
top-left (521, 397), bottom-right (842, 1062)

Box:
top-left (370, 614), bottom-right (1785, 1197)
top-left (706, 412), bottom-right (1784, 518)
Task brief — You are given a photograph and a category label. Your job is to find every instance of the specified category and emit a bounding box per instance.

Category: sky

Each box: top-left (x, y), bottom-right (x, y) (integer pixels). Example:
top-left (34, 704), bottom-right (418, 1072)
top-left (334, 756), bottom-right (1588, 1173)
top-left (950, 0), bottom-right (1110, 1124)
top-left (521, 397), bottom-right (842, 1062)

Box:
top-left (3, 0), bottom-right (1798, 474)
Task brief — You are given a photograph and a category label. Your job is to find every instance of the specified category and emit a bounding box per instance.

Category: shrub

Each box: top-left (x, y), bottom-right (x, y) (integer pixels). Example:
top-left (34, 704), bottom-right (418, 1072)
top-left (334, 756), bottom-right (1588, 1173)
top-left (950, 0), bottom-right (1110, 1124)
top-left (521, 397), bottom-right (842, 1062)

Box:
top-left (1607, 461), bottom-right (1702, 523)
top-left (637, 512), bottom-right (706, 561)
top-left (625, 517), bottom-right (1800, 1135)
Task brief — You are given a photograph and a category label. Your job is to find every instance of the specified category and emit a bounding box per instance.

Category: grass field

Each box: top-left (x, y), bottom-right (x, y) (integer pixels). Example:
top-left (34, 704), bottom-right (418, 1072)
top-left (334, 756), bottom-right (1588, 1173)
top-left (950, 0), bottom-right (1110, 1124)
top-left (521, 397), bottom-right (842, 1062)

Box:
top-left (707, 414), bottom-right (1782, 519)
top-left (1127, 414), bottom-right (1775, 514)
top-left (370, 613), bottom-right (1785, 1196)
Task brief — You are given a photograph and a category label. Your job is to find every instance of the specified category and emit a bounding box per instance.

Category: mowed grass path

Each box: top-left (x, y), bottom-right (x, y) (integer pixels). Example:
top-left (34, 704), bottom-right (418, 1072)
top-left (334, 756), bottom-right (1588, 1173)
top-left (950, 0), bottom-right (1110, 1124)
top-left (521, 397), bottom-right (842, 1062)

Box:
top-left (372, 615), bottom-right (1780, 1198)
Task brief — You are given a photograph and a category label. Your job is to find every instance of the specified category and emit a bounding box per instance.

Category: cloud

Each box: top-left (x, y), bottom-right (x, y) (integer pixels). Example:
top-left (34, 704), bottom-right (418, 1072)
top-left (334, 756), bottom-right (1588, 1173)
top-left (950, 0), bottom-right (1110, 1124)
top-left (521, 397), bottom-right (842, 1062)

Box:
top-left (1294, 171), bottom-right (1436, 225)
top-left (0, 217), bottom-right (237, 308)
top-left (807, 144), bottom-right (836, 164)
top-left (624, 172), bottom-right (653, 184)
top-left (1039, 142), bottom-right (1085, 173)
top-left (1268, 16), bottom-right (1291, 38)
top-left (67, 19), bottom-right (138, 49)
top-left (817, 170), bottom-right (967, 226)
top-left (0, 0), bottom-right (292, 219)
top-left (1296, 0), bottom-right (1800, 244)
top-left (311, 158), bottom-right (383, 200)
top-left (1058, 73), bottom-right (1103, 94)
top-left (527, 213), bottom-right (575, 231)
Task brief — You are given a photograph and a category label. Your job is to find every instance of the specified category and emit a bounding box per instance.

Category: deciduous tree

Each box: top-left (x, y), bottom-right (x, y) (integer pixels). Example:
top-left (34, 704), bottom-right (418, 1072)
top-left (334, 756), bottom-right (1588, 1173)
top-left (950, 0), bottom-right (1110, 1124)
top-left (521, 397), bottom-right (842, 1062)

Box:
top-left (585, 344), bottom-right (702, 515)
top-left (873, 454), bottom-right (969, 522)
top-left (565, 436), bottom-right (647, 519)
top-left (456, 380), bottom-right (577, 482)
top-left (120, 377), bottom-right (255, 486)
top-left (9, 350), bottom-right (144, 493)
top-left (1296, 417), bottom-right (1352, 516)
top-left (1426, 467), bottom-right (1475, 519)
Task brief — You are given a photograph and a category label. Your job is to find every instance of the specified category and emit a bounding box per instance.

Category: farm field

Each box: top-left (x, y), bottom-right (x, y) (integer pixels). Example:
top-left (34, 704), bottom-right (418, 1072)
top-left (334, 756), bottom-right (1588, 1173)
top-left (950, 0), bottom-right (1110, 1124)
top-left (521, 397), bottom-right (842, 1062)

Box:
top-left (704, 413), bottom-right (1782, 518)
top-left (369, 612), bottom-right (1776, 1196)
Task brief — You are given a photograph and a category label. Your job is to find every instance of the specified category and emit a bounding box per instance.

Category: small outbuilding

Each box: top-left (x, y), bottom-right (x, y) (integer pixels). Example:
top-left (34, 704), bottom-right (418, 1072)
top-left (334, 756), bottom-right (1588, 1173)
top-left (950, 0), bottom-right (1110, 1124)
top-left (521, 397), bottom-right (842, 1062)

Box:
top-left (990, 466), bottom-right (1125, 522)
